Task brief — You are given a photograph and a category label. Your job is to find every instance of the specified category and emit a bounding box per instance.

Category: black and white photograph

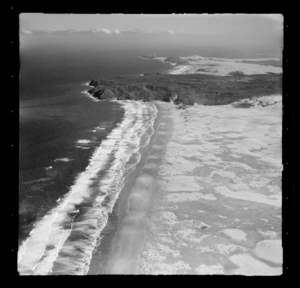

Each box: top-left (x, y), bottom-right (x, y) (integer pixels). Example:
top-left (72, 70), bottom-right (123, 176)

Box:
top-left (17, 13), bottom-right (285, 275)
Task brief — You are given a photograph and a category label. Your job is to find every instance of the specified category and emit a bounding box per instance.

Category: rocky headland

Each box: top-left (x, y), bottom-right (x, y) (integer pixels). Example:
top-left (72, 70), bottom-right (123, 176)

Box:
top-left (87, 72), bottom-right (281, 108)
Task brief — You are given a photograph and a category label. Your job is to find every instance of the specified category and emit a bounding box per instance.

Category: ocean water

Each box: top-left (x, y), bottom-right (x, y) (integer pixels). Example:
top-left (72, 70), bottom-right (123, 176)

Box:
top-left (19, 35), bottom-right (171, 254)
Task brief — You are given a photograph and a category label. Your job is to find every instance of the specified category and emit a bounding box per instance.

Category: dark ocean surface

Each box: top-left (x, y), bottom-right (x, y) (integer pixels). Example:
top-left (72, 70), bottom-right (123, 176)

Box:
top-left (19, 35), bottom-right (172, 244)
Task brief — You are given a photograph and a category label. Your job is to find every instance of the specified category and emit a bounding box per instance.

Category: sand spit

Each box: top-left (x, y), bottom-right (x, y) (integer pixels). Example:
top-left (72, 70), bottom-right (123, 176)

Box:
top-left (137, 98), bottom-right (282, 275)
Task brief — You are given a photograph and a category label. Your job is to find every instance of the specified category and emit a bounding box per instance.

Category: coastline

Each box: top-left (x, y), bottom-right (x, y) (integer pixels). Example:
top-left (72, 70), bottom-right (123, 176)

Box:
top-left (18, 100), bottom-right (157, 275)
top-left (88, 101), bottom-right (165, 274)
top-left (91, 96), bottom-right (282, 275)
top-left (19, 80), bottom-right (126, 245)
top-left (151, 55), bottom-right (282, 76)
top-left (19, 55), bottom-right (283, 275)
top-left (81, 55), bottom-right (282, 274)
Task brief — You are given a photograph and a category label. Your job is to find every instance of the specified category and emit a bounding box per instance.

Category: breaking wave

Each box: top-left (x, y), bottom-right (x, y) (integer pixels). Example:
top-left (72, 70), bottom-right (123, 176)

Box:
top-left (18, 100), bottom-right (157, 275)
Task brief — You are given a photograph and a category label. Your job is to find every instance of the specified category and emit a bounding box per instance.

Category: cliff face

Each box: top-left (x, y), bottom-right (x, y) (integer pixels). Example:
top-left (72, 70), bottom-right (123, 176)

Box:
top-left (87, 72), bottom-right (282, 106)
top-left (88, 85), bottom-right (105, 99)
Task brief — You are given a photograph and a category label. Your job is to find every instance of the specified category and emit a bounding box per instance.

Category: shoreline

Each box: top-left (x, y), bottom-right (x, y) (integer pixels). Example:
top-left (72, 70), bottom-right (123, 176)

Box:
top-left (89, 96), bottom-right (282, 275)
top-left (87, 101), bottom-right (164, 274)
top-left (19, 59), bottom-right (282, 274)
top-left (18, 100), bottom-right (157, 275)
top-left (88, 101), bottom-right (173, 274)
top-left (79, 63), bottom-right (282, 275)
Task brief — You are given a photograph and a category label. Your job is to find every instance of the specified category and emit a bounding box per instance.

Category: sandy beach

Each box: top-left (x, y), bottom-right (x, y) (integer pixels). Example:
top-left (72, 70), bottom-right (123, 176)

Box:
top-left (89, 94), bottom-right (282, 275)
top-left (154, 55), bottom-right (282, 76)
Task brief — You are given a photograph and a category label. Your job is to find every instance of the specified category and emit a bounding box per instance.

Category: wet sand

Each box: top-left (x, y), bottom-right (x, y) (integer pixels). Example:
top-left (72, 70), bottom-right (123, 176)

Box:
top-left (87, 101), bottom-right (172, 274)
top-left (90, 97), bottom-right (282, 275)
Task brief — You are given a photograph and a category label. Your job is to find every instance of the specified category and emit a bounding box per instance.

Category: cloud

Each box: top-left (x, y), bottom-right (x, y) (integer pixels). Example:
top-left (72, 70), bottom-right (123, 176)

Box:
top-left (122, 29), bottom-right (180, 35)
top-left (93, 28), bottom-right (121, 34)
top-left (19, 28), bottom-right (194, 36)
top-left (102, 28), bottom-right (112, 34)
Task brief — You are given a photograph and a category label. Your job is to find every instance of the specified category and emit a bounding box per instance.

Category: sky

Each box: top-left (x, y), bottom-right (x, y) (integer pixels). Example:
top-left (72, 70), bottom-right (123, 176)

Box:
top-left (20, 14), bottom-right (283, 35)
top-left (19, 14), bottom-right (283, 58)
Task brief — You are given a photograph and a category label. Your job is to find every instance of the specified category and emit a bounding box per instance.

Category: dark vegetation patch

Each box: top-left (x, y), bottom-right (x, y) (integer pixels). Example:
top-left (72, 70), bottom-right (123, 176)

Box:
top-left (88, 73), bottom-right (282, 106)
top-left (228, 71), bottom-right (245, 77)
top-left (233, 102), bottom-right (255, 108)
top-left (196, 68), bottom-right (210, 72)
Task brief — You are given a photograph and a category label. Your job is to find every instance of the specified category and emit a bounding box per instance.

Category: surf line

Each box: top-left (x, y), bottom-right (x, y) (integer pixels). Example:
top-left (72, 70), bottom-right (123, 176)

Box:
top-left (80, 81), bottom-right (99, 102)
top-left (18, 100), bottom-right (158, 275)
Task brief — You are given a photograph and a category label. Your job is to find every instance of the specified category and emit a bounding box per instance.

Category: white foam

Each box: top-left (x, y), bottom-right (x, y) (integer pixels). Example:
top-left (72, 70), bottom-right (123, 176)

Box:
top-left (75, 146), bottom-right (91, 149)
top-left (81, 82), bottom-right (91, 87)
top-left (54, 158), bottom-right (72, 163)
top-left (81, 90), bottom-right (99, 102)
top-left (76, 139), bottom-right (92, 145)
top-left (18, 100), bottom-right (158, 275)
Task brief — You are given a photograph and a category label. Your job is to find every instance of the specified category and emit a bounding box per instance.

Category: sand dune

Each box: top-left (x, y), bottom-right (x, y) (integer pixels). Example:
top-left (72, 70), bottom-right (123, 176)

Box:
top-left (137, 98), bottom-right (282, 275)
top-left (154, 55), bottom-right (282, 76)
top-left (96, 96), bottom-right (282, 275)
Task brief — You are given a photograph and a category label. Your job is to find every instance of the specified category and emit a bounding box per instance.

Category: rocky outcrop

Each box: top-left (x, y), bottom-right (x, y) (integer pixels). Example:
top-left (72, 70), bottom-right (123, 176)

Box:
top-left (89, 79), bottom-right (100, 87)
top-left (88, 85), bottom-right (106, 99)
